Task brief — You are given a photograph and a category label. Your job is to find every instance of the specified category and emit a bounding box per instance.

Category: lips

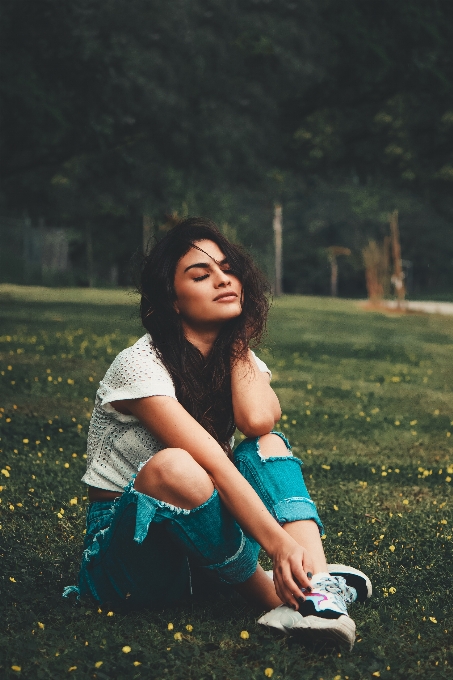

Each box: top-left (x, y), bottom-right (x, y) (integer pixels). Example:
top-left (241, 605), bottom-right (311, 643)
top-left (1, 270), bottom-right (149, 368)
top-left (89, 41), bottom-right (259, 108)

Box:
top-left (213, 291), bottom-right (238, 301)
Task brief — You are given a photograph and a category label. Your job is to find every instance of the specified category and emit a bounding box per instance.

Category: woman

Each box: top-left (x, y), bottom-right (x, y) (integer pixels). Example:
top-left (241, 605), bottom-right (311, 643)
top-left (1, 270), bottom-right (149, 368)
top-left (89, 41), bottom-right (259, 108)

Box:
top-left (64, 217), bottom-right (371, 649)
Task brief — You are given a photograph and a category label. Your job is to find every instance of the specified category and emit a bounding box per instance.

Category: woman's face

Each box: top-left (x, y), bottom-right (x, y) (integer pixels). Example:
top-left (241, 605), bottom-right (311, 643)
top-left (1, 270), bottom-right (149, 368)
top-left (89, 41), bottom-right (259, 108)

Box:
top-left (173, 239), bottom-right (243, 329)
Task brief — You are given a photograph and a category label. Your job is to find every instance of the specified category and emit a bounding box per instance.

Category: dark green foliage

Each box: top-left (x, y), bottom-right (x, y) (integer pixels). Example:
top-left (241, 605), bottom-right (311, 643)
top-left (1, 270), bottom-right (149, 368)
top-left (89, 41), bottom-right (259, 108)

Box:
top-left (0, 288), bottom-right (452, 677)
top-left (1, 2), bottom-right (453, 293)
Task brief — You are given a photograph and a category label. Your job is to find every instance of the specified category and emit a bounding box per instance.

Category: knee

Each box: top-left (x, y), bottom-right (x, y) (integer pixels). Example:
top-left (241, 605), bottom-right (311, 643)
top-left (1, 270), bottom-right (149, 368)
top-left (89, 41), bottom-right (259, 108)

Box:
top-left (258, 433), bottom-right (292, 459)
top-left (135, 448), bottom-right (214, 505)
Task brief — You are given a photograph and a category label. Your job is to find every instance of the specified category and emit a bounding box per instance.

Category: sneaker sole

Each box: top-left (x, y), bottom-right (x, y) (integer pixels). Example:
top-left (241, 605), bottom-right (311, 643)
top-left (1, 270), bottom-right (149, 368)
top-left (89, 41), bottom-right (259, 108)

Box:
top-left (289, 614), bottom-right (356, 651)
top-left (326, 564), bottom-right (372, 602)
top-left (258, 611), bottom-right (356, 651)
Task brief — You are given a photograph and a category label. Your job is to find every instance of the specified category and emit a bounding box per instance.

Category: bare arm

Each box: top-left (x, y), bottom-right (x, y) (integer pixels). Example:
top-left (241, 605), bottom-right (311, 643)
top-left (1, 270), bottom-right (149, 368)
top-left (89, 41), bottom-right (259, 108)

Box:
top-left (231, 350), bottom-right (281, 438)
top-left (113, 394), bottom-right (309, 608)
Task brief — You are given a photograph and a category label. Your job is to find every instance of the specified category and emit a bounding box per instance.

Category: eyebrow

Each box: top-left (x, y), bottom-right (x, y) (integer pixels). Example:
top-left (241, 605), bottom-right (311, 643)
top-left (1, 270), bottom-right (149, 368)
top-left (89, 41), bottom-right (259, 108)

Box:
top-left (184, 257), bottom-right (228, 273)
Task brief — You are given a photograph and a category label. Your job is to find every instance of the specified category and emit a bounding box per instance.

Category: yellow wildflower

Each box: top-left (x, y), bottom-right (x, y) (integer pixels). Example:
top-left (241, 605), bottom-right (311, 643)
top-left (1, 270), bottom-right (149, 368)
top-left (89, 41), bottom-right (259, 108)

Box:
top-left (174, 632), bottom-right (183, 641)
top-left (107, 611), bottom-right (114, 617)
top-left (23, 439), bottom-right (29, 444)
top-left (1, 469), bottom-right (10, 477)
top-left (37, 621), bottom-right (44, 629)
top-left (429, 617), bottom-right (437, 623)
top-left (389, 545), bottom-right (395, 552)
top-left (11, 666), bottom-right (21, 672)
top-left (185, 624), bottom-right (193, 632)
top-left (133, 661), bottom-right (142, 666)
top-left (240, 630), bottom-right (250, 639)
top-left (122, 645), bottom-right (131, 653)
top-left (69, 497), bottom-right (78, 505)
top-left (167, 622), bottom-right (174, 630)
top-left (389, 587), bottom-right (396, 594)
top-left (265, 669), bottom-right (274, 677)
top-left (10, 577), bottom-right (16, 582)
top-left (94, 661), bottom-right (103, 668)
top-left (403, 499), bottom-right (409, 505)
top-left (68, 667), bottom-right (77, 672)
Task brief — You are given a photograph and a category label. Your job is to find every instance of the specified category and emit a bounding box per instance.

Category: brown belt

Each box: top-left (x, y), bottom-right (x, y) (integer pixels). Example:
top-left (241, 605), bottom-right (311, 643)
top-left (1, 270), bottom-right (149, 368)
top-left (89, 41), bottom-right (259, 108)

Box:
top-left (88, 486), bottom-right (122, 502)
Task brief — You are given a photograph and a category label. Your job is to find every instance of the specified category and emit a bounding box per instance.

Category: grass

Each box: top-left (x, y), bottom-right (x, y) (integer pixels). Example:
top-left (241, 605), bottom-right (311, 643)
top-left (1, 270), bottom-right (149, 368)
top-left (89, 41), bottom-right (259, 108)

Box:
top-left (0, 285), bottom-right (452, 679)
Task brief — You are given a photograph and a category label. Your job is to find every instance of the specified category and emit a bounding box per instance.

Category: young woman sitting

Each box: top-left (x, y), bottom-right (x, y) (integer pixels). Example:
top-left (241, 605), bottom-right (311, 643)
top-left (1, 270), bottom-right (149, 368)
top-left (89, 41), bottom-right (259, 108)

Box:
top-left (64, 218), bottom-right (371, 649)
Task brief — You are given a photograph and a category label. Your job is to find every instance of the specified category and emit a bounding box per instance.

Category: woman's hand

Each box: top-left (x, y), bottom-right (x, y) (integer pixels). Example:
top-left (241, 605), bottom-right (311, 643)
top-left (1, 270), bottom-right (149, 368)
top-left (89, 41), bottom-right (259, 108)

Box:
top-left (271, 535), bottom-right (314, 610)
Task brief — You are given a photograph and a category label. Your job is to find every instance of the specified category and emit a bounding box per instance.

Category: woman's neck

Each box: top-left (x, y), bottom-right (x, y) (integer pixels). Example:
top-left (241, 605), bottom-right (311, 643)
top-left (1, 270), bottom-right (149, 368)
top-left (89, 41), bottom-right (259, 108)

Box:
top-left (181, 321), bottom-right (221, 357)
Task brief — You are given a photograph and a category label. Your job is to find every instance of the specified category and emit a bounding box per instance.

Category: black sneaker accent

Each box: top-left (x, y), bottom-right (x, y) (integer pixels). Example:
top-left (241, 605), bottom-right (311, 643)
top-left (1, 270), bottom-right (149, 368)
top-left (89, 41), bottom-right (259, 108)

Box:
top-left (327, 565), bottom-right (372, 602)
top-left (298, 599), bottom-right (342, 619)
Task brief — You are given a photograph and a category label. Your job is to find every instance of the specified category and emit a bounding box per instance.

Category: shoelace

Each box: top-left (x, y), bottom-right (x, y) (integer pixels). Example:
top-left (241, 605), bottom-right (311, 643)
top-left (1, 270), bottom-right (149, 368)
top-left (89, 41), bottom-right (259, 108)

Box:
top-left (313, 575), bottom-right (357, 605)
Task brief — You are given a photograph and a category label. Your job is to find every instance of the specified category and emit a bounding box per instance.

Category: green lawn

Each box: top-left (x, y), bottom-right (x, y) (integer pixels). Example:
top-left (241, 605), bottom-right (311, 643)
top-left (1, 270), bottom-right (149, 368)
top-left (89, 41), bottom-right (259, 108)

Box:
top-left (0, 285), bottom-right (452, 679)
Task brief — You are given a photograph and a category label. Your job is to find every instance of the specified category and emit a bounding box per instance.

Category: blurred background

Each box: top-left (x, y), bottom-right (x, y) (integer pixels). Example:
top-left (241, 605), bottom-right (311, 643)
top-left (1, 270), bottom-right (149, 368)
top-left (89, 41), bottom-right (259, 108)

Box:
top-left (1, 0), bottom-right (453, 298)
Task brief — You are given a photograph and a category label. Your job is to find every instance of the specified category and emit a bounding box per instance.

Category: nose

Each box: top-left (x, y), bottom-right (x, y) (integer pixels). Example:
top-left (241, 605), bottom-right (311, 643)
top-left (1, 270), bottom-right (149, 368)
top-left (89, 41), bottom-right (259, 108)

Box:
top-left (213, 265), bottom-right (231, 287)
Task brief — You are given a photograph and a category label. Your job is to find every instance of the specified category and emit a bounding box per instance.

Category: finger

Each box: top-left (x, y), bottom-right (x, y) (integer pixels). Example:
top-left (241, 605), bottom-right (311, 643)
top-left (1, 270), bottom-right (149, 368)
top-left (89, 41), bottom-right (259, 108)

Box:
top-left (291, 561), bottom-right (312, 592)
top-left (301, 556), bottom-right (314, 584)
top-left (274, 569), bottom-right (306, 610)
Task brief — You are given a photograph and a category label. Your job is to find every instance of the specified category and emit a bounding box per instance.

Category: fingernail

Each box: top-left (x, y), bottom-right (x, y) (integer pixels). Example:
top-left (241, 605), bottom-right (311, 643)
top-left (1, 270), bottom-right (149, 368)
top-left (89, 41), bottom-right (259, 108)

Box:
top-left (306, 586), bottom-right (312, 593)
top-left (307, 571), bottom-right (313, 579)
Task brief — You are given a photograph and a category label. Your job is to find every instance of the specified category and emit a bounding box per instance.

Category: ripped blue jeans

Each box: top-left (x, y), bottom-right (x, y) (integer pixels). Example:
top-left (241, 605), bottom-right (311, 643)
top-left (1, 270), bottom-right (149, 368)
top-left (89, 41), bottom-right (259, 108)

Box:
top-left (64, 432), bottom-right (323, 607)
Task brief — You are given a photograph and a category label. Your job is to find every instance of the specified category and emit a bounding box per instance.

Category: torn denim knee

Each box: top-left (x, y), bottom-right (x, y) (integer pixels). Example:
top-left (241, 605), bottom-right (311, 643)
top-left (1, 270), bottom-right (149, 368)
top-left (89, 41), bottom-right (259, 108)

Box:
top-left (234, 431), bottom-right (324, 535)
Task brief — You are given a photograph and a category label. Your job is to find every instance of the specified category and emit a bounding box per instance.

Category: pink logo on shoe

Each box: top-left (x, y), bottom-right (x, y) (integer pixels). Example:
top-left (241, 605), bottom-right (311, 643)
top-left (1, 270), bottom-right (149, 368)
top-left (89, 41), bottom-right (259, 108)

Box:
top-left (305, 592), bottom-right (328, 608)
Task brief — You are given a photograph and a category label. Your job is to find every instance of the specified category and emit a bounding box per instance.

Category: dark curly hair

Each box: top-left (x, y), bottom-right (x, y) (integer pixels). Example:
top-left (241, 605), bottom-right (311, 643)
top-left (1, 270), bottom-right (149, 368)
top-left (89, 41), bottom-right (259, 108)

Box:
top-left (138, 217), bottom-right (270, 454)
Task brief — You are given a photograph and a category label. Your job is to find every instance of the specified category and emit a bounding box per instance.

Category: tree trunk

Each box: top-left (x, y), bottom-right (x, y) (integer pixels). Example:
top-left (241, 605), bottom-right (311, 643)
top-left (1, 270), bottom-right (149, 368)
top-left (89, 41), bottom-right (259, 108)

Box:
top-left (273, 204), bottom-right (283, 297)
top-left (143, 214), bottom-right (153, 255)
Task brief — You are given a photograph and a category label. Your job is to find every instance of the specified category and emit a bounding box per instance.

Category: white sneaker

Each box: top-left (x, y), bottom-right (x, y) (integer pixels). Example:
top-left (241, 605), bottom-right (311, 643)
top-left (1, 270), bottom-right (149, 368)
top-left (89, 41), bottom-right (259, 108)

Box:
top-left (258, 573), bottom-right (357, 650)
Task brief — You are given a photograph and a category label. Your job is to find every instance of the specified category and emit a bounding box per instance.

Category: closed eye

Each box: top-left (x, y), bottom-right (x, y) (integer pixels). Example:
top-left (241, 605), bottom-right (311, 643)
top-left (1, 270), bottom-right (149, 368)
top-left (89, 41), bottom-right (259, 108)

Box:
top-left (193, 274), bottom-right (209, 282)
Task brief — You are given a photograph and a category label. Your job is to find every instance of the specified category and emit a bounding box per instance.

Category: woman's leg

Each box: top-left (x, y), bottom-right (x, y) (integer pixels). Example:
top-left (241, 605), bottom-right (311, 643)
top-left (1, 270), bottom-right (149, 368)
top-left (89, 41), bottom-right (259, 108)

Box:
top-left (134, 447), bottom-right (215, 509)
top-left (136, 449), bottom-right (279, 608)
top-left (258, 433), bottom-right (328, 575)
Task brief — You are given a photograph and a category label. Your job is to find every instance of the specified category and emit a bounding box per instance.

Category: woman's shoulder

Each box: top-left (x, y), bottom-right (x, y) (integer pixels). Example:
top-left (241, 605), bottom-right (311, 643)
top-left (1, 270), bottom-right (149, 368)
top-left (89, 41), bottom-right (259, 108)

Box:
top-left (95, 333), bottom-right (176, 404)
top-left (104, 334), bottom-right (169, 382)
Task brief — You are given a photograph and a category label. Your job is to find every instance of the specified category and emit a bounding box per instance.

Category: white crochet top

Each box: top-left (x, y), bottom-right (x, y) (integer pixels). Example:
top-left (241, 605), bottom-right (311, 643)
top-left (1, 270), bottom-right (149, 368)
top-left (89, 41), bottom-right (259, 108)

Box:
top-left (81, 334), bottom-right (271, 492)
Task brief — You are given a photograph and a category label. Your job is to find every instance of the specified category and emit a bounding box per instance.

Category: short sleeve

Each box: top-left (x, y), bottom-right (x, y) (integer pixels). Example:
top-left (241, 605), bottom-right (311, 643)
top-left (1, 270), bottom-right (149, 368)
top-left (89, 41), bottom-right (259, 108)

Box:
top-left (251, 350), bottom-right (272, 380)
top-left (97, 335), bottom-right (176, 407)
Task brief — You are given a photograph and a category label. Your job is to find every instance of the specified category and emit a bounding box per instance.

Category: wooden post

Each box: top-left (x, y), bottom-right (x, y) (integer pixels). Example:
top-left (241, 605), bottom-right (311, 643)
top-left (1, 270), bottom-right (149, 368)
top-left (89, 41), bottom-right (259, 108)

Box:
top-left (273, 204), bottom-right (283, 297)
top-left (86, 223), bottom-right (94, 288)
top-left (330, 255), bottom-right (338, 297)
top-left (143, 214), bottom-right (153, 255)
top-left (389, 210), bottom-right (405, 305)
top-left (327, 246), bottom-right (351, 297)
